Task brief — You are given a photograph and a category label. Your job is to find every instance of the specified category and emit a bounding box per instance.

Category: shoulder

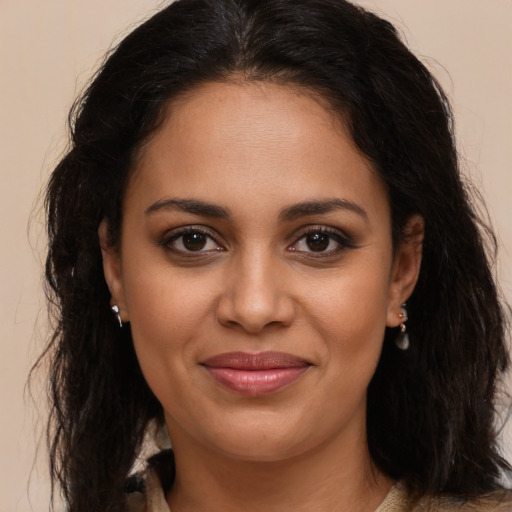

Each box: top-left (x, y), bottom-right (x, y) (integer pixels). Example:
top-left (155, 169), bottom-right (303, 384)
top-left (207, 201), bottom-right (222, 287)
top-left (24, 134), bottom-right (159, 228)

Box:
top-left (126, 489), bottom-right (147, 512)
top-left (125, 472), bottom-right (148, 512)
top-left (126, 467), bottom-right (170, 512)
top-left (416, 490), bottom-right (512, 512)
top-left (427, 491), bottom-right (512, 512)
top-left (378, 482), bottom-right (512, 512)
top-left (126, 450), bottom-right (175, 512)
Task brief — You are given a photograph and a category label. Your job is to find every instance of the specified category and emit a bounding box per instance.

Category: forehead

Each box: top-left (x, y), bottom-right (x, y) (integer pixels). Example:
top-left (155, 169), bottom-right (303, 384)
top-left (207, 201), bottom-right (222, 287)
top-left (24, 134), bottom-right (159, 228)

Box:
top-left (127, 81), bottom-right (389, 221)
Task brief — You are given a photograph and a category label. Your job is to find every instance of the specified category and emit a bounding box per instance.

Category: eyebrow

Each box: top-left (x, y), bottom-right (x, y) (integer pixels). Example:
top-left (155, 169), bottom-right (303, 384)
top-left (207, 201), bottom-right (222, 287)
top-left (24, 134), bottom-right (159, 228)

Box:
top-left (145, 198), bottom-right (231, 218)
top-left (145, 197), bottom-right (368, 222)
top-left (279, 198), bottom-right (368, 223)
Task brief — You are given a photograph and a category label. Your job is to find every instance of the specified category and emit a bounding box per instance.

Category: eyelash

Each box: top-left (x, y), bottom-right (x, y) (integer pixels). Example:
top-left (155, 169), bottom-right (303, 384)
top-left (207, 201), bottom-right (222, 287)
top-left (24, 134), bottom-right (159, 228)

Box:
top-left (288, 226), bottom-right (355, 258)
top-left (158, 225), bottom-right (355, 258)
top-left (158, 226), bottom-right (224, 255)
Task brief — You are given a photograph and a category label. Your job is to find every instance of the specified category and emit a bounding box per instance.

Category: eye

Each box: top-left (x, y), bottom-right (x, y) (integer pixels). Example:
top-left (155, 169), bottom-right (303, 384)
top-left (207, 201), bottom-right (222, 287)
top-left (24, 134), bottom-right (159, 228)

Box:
top-left (300, 231), bottom-right (334, 252)
top-left (160, 227), bottom-right (223, 254)
top-left (289, 227), bottom-right (354, 256)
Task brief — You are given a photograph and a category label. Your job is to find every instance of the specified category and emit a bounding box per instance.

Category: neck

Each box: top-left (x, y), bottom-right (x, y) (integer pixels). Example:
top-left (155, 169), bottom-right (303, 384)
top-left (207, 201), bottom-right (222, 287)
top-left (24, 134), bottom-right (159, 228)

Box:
top-left (166, 421), bottom-right (393, 512)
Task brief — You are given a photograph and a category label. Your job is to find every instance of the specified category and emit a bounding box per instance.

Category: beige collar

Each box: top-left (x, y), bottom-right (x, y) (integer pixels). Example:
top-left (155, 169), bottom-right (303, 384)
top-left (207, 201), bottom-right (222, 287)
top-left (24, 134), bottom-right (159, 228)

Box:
top-left (128, 470), bottom-right (407, 512)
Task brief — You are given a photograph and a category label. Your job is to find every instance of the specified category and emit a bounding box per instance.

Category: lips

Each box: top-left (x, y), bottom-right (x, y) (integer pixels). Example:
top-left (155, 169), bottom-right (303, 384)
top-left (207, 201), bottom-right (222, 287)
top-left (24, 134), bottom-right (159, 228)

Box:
top-left (201, 351), bottom-right (311, 396)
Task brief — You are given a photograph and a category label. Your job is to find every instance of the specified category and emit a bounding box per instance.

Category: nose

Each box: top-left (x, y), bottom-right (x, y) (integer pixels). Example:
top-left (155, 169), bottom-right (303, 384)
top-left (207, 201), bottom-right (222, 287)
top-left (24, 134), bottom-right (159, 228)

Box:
top-left (216, 252), bottom-right (295, 334)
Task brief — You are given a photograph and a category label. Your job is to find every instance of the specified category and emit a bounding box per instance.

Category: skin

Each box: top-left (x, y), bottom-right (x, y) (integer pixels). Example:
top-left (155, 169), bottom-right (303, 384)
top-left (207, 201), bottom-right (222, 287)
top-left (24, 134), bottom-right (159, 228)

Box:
top-left (100, 81), bottom-right (423, 511)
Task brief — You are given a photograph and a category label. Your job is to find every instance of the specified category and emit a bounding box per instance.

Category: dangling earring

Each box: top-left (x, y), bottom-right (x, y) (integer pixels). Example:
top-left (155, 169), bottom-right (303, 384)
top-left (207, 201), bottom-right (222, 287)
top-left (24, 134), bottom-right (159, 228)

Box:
top-left (111, 304), bottom-right (123, 328)
top-left (395, 304), bottom-right (409, 350)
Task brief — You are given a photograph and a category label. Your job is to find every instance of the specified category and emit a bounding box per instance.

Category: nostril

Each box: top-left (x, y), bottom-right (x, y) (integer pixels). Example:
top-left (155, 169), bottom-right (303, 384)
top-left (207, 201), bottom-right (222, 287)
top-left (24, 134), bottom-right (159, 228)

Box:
top-left (216, 292), bottom-right (295, 333)
top-left (215, 262), bottom-right (296, 333)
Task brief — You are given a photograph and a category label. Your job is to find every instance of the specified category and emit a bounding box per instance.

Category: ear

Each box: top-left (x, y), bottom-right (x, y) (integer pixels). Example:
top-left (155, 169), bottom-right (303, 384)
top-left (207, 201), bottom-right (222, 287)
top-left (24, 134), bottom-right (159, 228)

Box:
top-left (98, 220), bottom-right (129, 323)
top-left (386, 215), bottom-right (424, 328)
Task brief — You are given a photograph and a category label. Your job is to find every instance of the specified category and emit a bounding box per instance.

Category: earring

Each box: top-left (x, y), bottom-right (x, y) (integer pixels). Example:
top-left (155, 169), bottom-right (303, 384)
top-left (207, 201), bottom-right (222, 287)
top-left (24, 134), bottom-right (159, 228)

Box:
top-left (111, 304), bottom-right (123, 328)
top-left (395, 304), bottom-right (409, 350)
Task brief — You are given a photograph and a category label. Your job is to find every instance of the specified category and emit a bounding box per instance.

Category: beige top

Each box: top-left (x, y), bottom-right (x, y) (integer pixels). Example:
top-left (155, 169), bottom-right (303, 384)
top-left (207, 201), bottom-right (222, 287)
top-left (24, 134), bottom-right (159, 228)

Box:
top-left (126, 466), bottom-right (512, 512)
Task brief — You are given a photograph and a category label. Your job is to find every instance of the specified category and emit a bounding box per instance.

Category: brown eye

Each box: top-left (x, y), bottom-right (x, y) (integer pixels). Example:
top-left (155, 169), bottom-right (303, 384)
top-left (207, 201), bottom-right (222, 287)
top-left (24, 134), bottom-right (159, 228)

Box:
top-left (182, 232), bottom-right (208, 251)
top-left (305, 232), bottom-right (330, 252)
top-left (161, 227), bottom-right (222, 254)
top-left (289, 227), bottom-right (354, 257)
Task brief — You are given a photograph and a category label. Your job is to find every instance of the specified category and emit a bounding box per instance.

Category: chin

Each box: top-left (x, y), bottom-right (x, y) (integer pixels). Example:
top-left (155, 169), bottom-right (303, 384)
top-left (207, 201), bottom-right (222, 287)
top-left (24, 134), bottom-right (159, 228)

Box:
top-left (200, 411), bottom-right (335, 464)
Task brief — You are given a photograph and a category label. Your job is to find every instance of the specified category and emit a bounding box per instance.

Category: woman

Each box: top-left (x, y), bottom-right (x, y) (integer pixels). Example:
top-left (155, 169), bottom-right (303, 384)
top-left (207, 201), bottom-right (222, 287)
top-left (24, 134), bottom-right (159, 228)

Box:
top-left (42, 0), bottom-right (511, 510)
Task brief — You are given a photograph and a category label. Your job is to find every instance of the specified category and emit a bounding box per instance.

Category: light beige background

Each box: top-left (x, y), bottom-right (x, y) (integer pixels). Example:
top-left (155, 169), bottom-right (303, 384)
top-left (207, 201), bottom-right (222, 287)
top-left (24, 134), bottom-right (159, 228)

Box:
top-left (1, 1), bottom-right (511, 510)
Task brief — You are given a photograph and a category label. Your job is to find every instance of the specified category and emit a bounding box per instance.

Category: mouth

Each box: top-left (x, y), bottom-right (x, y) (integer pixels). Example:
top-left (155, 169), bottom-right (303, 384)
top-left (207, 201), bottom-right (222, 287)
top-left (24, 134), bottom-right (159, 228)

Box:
top-left (200, 351), bottom-right (311, 397)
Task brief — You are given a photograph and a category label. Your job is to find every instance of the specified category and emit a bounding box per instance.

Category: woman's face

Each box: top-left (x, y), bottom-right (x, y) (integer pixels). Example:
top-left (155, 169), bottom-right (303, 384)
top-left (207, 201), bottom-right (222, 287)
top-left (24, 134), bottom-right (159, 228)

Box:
top-left (101, 81), bottom-right (421, 462)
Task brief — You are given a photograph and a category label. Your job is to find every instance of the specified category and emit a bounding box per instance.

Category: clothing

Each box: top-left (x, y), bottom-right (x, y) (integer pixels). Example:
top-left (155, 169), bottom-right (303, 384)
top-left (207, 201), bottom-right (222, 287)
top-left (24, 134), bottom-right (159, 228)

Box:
top-left (127, 451), bottom-right (512, 512)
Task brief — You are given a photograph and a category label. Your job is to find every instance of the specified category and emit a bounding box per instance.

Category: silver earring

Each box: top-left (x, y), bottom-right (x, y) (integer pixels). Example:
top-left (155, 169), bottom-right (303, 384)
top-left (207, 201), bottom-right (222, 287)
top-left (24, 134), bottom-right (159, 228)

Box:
top-left (111, 304), bottom-right (123, 328)
top-left (395, 304), bottom-right (409, 350)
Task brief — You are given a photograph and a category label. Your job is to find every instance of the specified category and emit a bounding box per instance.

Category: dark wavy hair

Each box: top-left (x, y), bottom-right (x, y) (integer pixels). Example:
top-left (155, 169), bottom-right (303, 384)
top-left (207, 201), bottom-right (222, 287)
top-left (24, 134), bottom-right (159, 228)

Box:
top-left (41, 0), bottom-right (510, 510)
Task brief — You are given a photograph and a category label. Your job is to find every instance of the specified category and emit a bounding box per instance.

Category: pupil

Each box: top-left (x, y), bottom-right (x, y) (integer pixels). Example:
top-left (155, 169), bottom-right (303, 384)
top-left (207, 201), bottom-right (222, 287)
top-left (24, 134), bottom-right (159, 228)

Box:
top-left (183, 233), bottom-right (207, 251)
top-left (306, 232), bottom-right (329, 251)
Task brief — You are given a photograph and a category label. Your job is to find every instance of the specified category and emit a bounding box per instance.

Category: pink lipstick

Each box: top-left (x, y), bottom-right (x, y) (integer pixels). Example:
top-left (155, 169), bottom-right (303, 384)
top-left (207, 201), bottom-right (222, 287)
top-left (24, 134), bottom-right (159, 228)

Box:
top-left (201, 351), bottom-right (310, 396)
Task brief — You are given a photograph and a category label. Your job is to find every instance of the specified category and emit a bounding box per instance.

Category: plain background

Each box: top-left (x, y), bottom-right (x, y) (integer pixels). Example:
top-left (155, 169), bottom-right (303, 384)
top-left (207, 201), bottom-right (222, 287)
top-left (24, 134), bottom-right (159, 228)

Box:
top-left (1, 1), bottom-right (511, 510)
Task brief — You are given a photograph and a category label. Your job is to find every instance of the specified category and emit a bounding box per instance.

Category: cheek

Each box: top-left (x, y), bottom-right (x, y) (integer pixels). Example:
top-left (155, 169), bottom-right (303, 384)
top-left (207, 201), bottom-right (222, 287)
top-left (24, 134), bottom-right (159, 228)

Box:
top-left (308, 262), bottom-right (390, 335)
top-left (125, 259), bottom-right (215, 325)
top-left (124, 269), bottom-right (217, 412)
top-left (123, 263), bottom-right (220, 372)
top-left (304, 260), bottom-right (391, 378)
